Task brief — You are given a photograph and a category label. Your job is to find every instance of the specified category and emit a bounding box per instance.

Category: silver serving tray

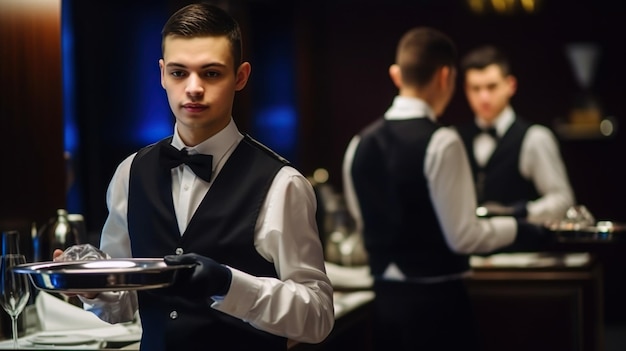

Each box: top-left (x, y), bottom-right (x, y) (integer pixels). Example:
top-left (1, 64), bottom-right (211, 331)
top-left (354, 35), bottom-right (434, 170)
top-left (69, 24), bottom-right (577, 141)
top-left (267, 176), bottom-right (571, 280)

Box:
top-left (545, 220), bottom-right (626, 242)
top-left (12, 258), bottom-right (194, 293)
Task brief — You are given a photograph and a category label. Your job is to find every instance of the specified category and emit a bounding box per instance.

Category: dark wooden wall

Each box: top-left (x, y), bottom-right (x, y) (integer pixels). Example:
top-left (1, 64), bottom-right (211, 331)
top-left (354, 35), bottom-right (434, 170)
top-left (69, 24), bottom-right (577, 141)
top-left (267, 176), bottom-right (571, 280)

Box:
top-left (0, 1), bottom-right (64, 257)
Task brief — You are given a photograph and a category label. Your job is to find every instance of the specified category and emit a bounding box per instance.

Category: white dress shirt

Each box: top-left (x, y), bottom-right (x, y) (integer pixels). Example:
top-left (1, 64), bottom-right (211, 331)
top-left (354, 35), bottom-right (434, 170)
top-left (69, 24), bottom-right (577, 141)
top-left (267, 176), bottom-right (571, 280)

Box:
top-left (82, 119), bottom-right (334, 343)
top-left (473, 106), bottom-right (575, 223)
top-left (342, 96), bottom-right (519, 281)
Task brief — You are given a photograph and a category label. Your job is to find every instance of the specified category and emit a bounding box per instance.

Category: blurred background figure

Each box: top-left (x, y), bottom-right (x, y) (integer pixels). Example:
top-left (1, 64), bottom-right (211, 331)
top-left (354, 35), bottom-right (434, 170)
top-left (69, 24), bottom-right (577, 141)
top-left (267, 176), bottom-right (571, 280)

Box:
top-left (455, 45), bottom-right (575, 224)
top-left (343, 27), bottom-right (550, 351)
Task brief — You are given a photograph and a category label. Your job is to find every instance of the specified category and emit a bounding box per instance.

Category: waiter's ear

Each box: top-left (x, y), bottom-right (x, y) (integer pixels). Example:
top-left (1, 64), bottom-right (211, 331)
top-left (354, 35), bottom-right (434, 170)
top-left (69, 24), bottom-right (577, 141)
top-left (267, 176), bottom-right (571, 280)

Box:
top-left (506, 74), bottom-right (517, 97)
top-left (389, 64), bottom-right (402, 89)
top-left (235, 62), bottom-right (251, 91)
top-left (438, 66), bottom-right (454, 90)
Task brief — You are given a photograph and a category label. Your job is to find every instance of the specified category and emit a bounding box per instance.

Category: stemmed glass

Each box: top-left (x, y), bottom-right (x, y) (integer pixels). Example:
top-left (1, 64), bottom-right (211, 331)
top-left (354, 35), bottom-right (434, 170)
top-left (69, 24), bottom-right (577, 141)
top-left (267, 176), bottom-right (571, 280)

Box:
top-left (0, 231), bottom-right (31, 349)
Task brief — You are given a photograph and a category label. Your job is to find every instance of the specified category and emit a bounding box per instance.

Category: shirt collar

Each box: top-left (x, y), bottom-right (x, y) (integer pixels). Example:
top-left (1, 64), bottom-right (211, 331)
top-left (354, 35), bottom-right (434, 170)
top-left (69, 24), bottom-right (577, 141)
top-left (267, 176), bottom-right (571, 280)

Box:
top-left (475, 105), bottom-right (515, 137)
top-left (384, 96), bottom-right (437, 123)
top-left (171, 118), bottom-right (241, 163)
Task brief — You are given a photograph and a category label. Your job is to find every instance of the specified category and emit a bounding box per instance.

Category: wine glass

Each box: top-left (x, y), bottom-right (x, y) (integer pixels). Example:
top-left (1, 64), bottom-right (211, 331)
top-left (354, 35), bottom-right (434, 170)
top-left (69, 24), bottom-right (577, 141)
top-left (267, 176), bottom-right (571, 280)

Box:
top-left (0, 231), bottom-right (31, 349)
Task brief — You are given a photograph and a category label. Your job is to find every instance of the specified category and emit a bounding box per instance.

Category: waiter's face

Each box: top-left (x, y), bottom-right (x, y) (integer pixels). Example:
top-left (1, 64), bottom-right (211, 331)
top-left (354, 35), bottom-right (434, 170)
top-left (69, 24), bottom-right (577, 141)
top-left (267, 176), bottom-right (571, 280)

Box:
top-left (159, 35), bottom-right (250, 145)
top-left (464, 64), bottom-right (516, 124)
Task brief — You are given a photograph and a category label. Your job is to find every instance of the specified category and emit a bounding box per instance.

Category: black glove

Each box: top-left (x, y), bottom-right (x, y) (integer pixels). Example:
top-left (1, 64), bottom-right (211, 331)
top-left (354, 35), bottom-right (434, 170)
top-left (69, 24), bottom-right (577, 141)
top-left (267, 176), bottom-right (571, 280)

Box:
top-left (164, 253), bottom-right (232, 298)
top-left (501, 219), bottom-right (553, 252)
top-left (510, 201), bottom-right (529, 219)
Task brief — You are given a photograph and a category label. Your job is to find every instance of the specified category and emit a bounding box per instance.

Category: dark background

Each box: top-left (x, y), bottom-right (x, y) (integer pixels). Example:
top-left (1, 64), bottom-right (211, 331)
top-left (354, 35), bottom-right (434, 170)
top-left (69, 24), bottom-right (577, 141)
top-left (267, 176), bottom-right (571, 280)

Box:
top-left (1, 0), bottom-right (625, 324)
top-left (61, 0), bottom-right (626, 232)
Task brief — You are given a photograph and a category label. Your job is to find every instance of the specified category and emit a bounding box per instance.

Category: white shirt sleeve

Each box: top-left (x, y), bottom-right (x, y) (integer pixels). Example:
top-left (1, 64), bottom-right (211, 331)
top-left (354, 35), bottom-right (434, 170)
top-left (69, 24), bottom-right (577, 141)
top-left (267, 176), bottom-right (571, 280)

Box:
top-left (342, 136), bottom-right (363, 235)
top-left (100, 154), bottom-right (135, 259)
top-left (212, 166), bottom-right (334, 343)
top-left (425, 128), bottom-right (518, 254)
top-left (520, 125), bottom-right (576, 223)
top-left (81, 153), bottom-right (138, 324)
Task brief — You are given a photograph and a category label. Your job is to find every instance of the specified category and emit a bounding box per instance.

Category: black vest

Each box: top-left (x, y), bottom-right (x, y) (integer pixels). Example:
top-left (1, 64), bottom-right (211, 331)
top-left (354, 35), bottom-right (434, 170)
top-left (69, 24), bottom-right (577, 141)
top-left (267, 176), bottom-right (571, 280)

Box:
top-left (457, 118), bottom-right (539, 205)
top-left (351, 118), bottom-right (470, 278)
top-left (128, 135), bottom-right (289, 351)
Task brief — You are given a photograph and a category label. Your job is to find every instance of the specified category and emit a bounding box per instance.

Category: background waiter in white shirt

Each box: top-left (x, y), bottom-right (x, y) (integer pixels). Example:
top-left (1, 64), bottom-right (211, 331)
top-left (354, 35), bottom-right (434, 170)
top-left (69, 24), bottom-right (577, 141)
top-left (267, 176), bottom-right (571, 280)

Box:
top-left (342, 27), bottom-right (551, 351)
top-left (455, 45), bottom-right (575, 224)
top-left (54, 4), bottom-right (333, 350)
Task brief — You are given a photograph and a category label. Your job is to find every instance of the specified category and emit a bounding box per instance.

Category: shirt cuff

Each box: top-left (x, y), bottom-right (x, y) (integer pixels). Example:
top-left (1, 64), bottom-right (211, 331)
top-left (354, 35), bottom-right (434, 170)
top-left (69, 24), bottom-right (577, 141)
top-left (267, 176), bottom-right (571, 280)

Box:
top-left (211, 268), bottom-right (261, 319)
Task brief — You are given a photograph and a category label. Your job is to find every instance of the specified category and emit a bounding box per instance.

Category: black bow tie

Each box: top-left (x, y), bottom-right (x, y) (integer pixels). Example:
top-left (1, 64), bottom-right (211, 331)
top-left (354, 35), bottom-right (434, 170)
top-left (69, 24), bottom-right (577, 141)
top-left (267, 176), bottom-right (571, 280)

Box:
top-left (483, 127), bottom-right (498, 139)
top-left (159, 143), bottom-right (213, 182)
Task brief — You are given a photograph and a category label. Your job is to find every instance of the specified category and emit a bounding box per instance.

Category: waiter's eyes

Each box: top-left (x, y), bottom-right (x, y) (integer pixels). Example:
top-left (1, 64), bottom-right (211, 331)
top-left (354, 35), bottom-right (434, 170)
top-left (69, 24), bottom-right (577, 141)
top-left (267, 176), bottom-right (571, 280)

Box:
top-left (170, 70), bottom-right (186, 78)
top-left (469, 83), bottom-right (500, 93)
top-left (204, 71), bottom-right (221, 78)
top-left (168, 70), bottom-right (221, 79)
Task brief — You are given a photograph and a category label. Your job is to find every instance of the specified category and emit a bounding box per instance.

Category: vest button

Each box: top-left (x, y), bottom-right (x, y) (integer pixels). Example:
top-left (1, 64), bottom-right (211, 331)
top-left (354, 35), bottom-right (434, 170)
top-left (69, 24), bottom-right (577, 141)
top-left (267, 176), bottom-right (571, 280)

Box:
top-left (169, 310), bottom-right (178, 319)
top-left (175, 247), bottom-right (183, 255)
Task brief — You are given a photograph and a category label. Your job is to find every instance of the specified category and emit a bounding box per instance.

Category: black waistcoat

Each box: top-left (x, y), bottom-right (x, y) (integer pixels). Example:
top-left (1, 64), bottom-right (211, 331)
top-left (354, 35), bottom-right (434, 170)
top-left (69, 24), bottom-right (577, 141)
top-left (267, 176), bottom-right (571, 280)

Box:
top-left (128, 135), bottom-right (289, 351)
top-left (351, 118), bottom-right (470, 278)
top-left (457, 118), bottom-right (539, 205)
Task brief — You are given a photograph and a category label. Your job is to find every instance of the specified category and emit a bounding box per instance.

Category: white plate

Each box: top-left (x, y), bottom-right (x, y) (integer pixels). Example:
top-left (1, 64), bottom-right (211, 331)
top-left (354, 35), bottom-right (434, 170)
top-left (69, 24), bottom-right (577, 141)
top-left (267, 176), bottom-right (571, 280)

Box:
top-left (104, 332), bottom-right (142, 343)
top-left (28, 334), bottom-right (96, 346)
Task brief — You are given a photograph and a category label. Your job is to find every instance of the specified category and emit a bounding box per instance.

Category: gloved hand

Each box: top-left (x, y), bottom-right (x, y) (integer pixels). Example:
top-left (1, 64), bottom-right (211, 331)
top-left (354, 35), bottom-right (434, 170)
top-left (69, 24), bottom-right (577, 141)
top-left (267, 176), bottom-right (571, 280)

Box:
top-left (502, 219), bottom-right (554, 253)
top-left (164, 253), bottom-right (232, 298)
top-left (510, 201), bottom-right (529, 219)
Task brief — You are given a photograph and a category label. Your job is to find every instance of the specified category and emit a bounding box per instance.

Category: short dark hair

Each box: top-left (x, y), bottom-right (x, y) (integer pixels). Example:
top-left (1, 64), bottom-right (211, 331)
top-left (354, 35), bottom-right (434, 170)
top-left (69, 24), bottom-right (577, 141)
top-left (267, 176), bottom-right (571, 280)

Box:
top-left (460, 45), bottom-right (511, 76)
top-left (396, 27), bottom-right (457, 87)
top-left (161, 3), bottom-right (243, 70)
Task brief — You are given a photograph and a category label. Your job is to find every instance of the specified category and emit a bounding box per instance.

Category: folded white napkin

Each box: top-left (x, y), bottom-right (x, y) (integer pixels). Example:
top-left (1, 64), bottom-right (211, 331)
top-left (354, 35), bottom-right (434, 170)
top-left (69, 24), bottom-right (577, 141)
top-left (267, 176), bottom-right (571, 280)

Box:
top-left (36, 291), bottom-right (113, 331)
top-left (0, 291), bottom-right (142, 349)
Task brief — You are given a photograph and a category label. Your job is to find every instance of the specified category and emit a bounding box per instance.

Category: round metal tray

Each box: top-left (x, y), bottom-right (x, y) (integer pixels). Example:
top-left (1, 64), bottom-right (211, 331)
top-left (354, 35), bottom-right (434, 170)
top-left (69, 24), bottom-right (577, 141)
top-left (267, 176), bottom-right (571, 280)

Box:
top-left (12, 258), bottom-right (194, 293)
